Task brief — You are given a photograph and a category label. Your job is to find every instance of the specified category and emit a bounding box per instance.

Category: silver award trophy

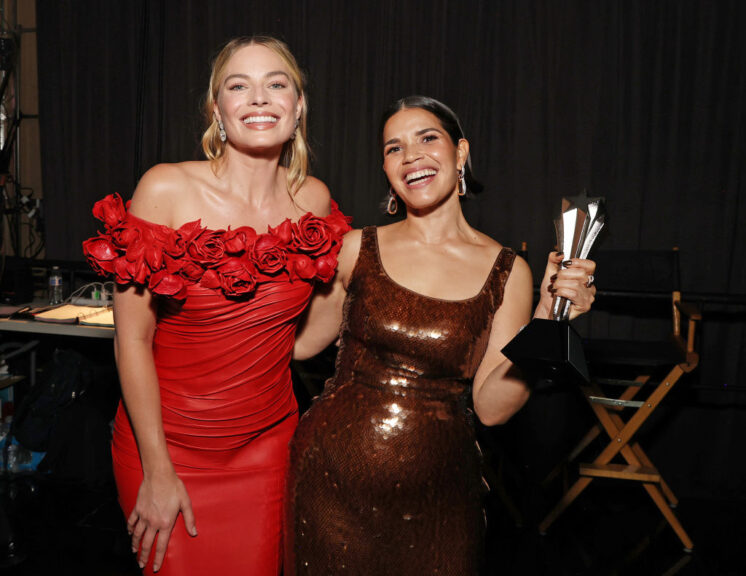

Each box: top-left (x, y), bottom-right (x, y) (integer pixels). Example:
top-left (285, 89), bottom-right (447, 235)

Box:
top-left (502, 192), bottom-right (606, 384)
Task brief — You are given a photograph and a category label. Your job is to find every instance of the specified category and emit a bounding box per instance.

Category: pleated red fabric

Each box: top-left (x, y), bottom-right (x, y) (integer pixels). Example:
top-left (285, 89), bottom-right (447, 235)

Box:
top-left (84, 194), bottom-right (351, 576)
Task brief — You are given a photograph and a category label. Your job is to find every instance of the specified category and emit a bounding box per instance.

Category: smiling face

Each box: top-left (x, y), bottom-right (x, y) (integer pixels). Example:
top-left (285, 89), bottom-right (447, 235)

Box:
top-left (213, 43), bottom-right (303, 153)
top-left (382, 107), bottom-right (469, 212)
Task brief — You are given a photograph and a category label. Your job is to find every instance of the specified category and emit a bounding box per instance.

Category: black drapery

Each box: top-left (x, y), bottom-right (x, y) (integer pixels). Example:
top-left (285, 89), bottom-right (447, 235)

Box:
top-left (37, 1), bottom-right (746, 497)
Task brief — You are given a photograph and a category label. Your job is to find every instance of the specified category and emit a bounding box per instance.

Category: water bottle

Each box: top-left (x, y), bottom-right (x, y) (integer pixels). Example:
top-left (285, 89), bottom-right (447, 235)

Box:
top-left (48, 266), bottom-right (64, 305)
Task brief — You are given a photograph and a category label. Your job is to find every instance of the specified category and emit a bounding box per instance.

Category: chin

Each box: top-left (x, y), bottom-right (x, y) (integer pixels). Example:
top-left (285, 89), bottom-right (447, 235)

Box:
top-left (237, 138), bottom-right (289, 155)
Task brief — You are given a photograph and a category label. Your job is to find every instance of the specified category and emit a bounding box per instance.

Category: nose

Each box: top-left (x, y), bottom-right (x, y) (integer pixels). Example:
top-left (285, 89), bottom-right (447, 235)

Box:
top-left (251, 84), bottom-right (269, 106)
top-left (403, 143), bottom-right (423, 164)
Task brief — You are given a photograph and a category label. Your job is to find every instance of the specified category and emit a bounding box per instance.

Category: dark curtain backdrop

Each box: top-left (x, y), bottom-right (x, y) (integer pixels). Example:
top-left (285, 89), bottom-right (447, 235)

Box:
top-left (37, 0), bottom-right (746, 497)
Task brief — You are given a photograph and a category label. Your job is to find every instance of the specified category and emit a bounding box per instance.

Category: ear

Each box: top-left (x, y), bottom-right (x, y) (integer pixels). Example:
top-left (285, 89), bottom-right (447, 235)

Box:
top-left (456, 138), bottom-right (470, 169)
top-left (213, 106), bottom-right (222, 126)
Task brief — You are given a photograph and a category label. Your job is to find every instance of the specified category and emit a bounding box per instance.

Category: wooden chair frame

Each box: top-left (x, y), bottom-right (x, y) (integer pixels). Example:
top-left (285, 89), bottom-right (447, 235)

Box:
top-left (539, 271), bottom-right (701, 552)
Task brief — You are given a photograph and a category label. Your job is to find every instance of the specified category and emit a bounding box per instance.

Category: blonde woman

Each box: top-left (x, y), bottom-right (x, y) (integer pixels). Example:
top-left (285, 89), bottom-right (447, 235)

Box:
top-left (84, 36), bottom-right (349, 575)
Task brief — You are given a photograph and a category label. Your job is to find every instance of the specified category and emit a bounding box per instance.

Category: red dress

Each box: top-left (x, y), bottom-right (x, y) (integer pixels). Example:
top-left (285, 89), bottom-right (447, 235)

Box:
top-left (84, 194), bottom-right (350, 576)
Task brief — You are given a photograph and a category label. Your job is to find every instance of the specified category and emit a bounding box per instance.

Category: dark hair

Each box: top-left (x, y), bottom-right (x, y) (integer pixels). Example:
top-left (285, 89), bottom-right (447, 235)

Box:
top-left (378, 95), bottom-right (484, 194)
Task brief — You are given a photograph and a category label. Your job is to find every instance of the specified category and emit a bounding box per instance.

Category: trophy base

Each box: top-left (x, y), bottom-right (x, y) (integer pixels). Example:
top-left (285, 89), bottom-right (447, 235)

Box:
top-left (501, 318), bottom-right (590, 384)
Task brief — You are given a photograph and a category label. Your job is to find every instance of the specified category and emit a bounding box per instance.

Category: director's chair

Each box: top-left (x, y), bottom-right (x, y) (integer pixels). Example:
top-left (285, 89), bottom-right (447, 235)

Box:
top-left (538, 248), bottom-right (700, 552)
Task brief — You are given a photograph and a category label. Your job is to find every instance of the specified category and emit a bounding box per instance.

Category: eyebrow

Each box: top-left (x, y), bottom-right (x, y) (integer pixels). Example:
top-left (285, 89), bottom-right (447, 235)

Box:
top-left (383, 127), bottom-right (444, 148)
top-left (223, 70), bottom-right (291, 84)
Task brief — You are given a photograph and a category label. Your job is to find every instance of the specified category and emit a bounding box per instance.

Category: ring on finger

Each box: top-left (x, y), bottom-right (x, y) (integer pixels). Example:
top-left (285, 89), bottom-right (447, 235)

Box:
top-left (586, 274), bottom-right (595, 287)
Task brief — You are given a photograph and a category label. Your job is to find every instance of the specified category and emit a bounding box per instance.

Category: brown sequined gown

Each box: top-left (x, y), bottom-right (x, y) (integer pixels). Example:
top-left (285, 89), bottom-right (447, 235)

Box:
top-left (286, 226), bottom-right (516, 575)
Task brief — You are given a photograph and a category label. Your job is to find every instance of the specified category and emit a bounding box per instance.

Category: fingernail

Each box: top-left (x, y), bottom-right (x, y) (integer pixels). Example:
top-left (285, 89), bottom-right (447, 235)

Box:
top-left (556, 251), bottom-right (564, 257)
top-left (153, 565), bottom-right (160, 572)
top-left (550, 274), bottom-right (557, 282)
top-left (562, 259), bottom-right (573, 267)
top-left (138, 561), bottom-right (145, 569)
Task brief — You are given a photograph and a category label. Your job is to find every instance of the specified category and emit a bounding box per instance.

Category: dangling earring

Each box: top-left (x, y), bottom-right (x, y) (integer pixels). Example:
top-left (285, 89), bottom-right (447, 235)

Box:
top-left (458, 166), bottom-right (467, 196)
top-left (387, 188), bottom-right (398, 215)
top-left (290, 118), bottom-right (299, 141)
top-left (218, 120), bottom-right (227, 143)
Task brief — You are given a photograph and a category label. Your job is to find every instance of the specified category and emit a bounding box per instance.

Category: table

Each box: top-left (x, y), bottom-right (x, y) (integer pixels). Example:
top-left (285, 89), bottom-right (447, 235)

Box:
top-left (0, 317), bottom-right (113, 339)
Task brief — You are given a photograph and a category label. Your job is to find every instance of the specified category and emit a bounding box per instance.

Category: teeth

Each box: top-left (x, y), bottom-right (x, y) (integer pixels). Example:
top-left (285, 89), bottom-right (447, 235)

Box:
top-left (405, 169), bottom-right (437, 183)
top-left (243, 116), bottom-right (277, 124)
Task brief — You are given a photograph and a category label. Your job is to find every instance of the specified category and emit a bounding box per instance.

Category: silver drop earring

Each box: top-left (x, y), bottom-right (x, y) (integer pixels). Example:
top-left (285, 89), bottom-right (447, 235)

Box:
top-left (458, 166), bottom-right (467, 196)
top-left (218, 120), bottom-right (227, 143)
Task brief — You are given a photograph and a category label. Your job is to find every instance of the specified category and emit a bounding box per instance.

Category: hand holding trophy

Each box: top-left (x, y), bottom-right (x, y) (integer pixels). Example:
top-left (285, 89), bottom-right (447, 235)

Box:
top-left (502, 192), bottom-right (605, 384)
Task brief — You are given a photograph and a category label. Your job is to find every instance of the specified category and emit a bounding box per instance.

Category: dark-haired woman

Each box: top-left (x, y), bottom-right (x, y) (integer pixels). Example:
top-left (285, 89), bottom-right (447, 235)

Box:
top-left (285, 96), bottom-right (596, 574)
top-left (83, 37), bottom-right (349, 575)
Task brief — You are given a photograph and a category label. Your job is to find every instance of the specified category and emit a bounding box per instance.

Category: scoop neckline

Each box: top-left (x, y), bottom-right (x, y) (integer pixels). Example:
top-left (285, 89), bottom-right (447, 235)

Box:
top-left (371, 227), bottom-right (503, 304)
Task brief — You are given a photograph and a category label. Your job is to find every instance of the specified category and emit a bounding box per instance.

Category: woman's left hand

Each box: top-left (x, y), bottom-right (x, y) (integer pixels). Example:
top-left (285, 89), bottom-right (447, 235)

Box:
top-left (535, 252), bottom-right (596, 321)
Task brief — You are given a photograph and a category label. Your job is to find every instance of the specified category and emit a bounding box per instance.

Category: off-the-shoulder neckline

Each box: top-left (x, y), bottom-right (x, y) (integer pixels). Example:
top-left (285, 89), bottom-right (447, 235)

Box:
top-left (122, 200), bottom-right (344, 235)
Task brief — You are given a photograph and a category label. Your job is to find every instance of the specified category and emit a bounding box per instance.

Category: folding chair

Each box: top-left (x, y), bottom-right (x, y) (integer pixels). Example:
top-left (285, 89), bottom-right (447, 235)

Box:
top-left (538, 248), bottom-right (700, 551)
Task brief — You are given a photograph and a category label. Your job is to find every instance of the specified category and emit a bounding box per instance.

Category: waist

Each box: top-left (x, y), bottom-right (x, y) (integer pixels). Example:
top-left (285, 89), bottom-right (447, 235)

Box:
top-left (114, 379), bottom-right (297, 451)
top-left (330, 366), bottom-right (472, 400)
top-left (113, 405), bottom-right (298, 470)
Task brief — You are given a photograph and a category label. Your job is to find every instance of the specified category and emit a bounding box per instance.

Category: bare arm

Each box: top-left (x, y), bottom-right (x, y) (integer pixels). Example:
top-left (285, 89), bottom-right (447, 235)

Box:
top-left (472, 253), bottom-right (597, 426)
top-left (293, 229), bottom-right (361, 360)
top-left (472, 256), bottom-right (534, 426)
top-left (114, 171), bottom-right (196, 572)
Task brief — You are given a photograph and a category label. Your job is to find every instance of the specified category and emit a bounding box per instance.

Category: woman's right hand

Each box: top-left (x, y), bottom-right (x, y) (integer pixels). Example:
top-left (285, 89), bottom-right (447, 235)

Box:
top-left (128, 470), bottom-right (197, 572)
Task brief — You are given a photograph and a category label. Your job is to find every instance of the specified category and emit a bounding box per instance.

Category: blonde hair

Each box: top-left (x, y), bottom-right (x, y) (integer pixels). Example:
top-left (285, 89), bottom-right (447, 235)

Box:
top-left (201, 36), bottom-right (310, 195)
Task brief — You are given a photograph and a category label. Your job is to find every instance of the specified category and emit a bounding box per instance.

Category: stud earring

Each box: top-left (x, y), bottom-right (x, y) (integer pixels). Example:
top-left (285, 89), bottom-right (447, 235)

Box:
top-left (218, 120), bottom-right (227, 143)
top-left (387, 188), bottom-right (398, 215)
top-left (458, 166), bottom-right (467, 196)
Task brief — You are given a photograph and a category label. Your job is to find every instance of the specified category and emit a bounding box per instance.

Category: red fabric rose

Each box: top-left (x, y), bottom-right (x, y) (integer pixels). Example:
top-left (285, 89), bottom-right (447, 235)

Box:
top-left (287, 253), bottom-right (316, 281)
top-left (162, 253), bottom-right (205, 284)
top-left (188, 229), bottom-right (226, 265)
top-left (149, 269), bottom-right (189, 300)
top-left (92, 193), bottom-right (127, 230)
top-left (177, 220), bottom-right (204, 244)
top-left (269, 219), bottom-right (293, 246)
top-left (111, 220), bottom-right (143, 248)
top-left (82, 236), bottom-right (119, 275)
top-left (114, 254), bottom-right (149, 285)
top-left (292, 214), bottom-right (333, 256)
top-left (223, 226), bottom-right (258, 255)
top-left (84, 194), bottom-right (351, 298)
top-left (250, 233), bottom-right (287, 274)
top-left (216, 257), bottom-right (258, 296)
top-left (314, 253), bottom-right (338, 282)
top-left (326, 201), bottom-right (353, 236)
top-left (200, 269), bottom-right (221, 289)
top-left (143, 234), bottom-right (164, 271)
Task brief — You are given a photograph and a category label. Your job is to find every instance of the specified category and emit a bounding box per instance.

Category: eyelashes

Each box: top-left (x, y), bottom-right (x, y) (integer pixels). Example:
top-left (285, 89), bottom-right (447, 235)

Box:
top-left (383, 133), bottom-right (440, 155)
top-left (226, 82), bottom-right (288, 92)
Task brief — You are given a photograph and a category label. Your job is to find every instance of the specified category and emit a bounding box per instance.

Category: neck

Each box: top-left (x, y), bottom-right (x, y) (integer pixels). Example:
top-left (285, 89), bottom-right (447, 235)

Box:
top-left (217, 145), bottom-right (288, 206)
top-left (400, 193), bottom-right (472, 244)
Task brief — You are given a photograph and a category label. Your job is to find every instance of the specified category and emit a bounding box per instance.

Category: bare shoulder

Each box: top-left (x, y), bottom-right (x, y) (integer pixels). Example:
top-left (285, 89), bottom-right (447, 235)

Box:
top-left (128, 161), bottom-right (209, 226)
top-left (471, 229), bottom-right (531, 291)
top-left (337, 228), bottom-right (363, 284)
top-left (293, 176), bottom-right (332, 217)
top-left (504, 251), bottom-right (532, 297)
top-left (509, 252), bottom-right (531, 281)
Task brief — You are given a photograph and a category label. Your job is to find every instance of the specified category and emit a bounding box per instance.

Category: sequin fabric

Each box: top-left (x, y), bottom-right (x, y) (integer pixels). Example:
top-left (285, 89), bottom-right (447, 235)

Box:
top-left (286, 226), bottom-right (516, 575)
